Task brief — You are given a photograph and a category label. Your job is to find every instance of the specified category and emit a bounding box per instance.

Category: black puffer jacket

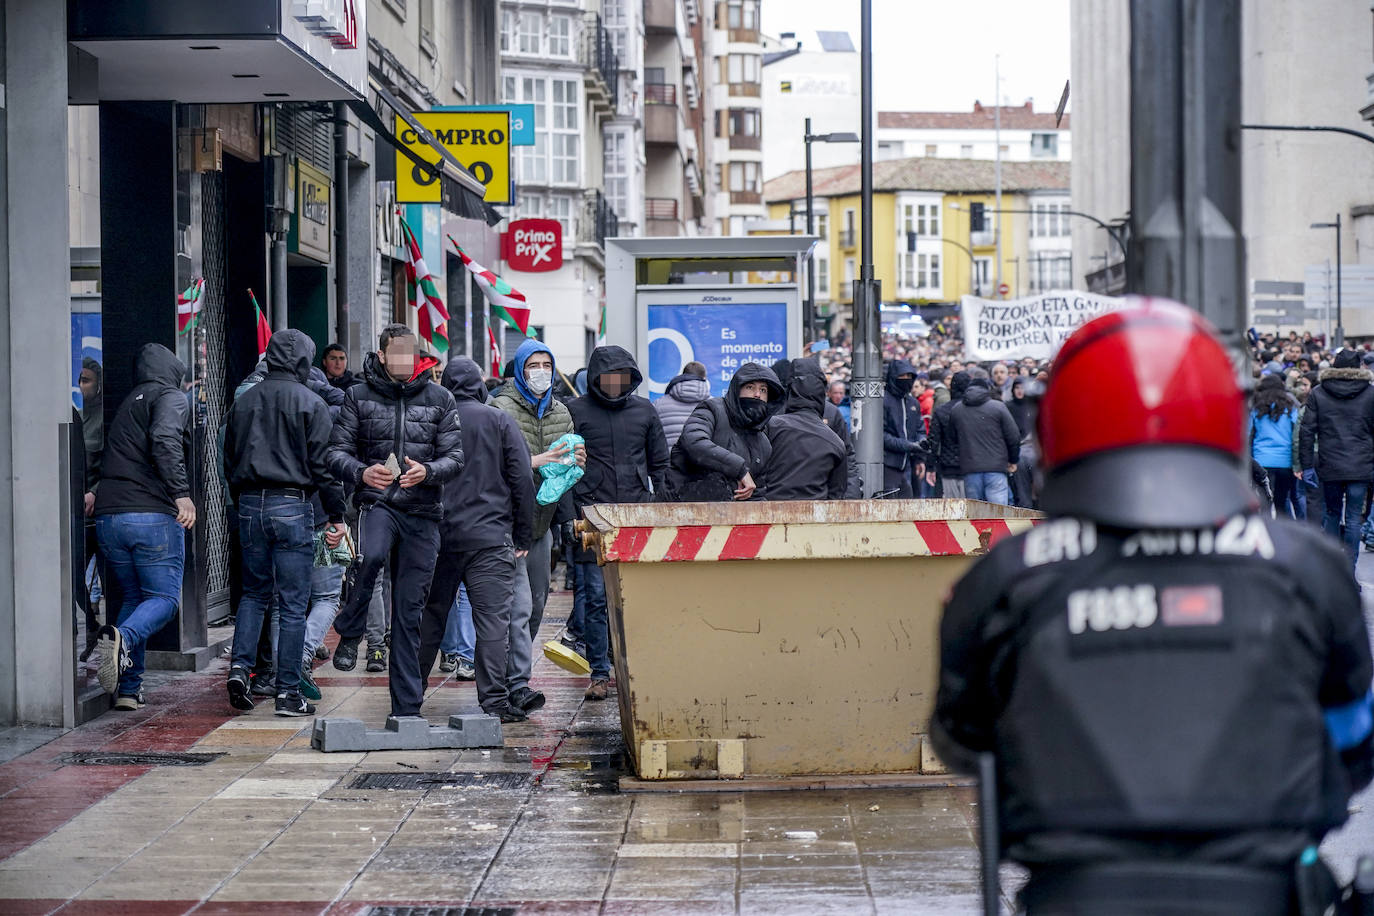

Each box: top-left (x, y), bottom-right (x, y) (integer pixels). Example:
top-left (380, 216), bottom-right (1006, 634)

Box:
top-left (568, 346), bottom-right (669, 508)
top-left (929, 371), bottom-right (972, 478)
top-left (1300, 367), bottom-right (1374, 483)
top-left (223, 330), bottom-right (346, 522)
top-left (764, 359), bottom-right (847, 500)
top-left (94, 344), bottom-right (191, 518)
top-left (667, 362), bottom-right (783, 502)
top-left (326, 351), bottom-right (463, 520)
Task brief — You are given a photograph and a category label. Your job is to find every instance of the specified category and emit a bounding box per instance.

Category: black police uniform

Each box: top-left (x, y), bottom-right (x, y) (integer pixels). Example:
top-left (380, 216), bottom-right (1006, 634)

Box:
top-left (933, 512), bottom-right (1373, 912)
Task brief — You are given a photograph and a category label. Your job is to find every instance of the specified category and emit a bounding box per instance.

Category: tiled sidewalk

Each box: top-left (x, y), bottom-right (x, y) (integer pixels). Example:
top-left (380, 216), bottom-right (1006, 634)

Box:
top-left (0, 589), bottom-right (989, 915)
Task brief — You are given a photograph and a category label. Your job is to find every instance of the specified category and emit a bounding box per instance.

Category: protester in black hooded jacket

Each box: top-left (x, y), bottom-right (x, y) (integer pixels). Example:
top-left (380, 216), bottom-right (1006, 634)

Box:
top-left (417, 358), bottom-right (534, 723)
top-left (764, 358), bottom-right (848, 500)
top-left (1300, 347), bottom-right (1374, 572)
top-left (667, 361), bottom-right (782, 502)
top-left (776, 358), bottom-right (860, 498)
top-left (928, 370), bottom-right (971, 497)
top-left (568, 346), bottom-right (669, 703)
top-left (326, 324), bottom-right (464, 719)
top-left (882, 359), bottom-right (926, 497)
top-left (949, 374), bottom-right (1021, 506)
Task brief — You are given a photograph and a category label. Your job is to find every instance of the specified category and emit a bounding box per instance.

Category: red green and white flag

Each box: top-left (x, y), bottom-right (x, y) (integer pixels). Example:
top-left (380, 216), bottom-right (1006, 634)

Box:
top-left (248, 288), bottom-right (271, 358)
top-left (448, 234), bottom-right (533, 337)
top-left (399, 215), bottom-right (449, 354)
top-left (487, 325), bottom-right (502, 378)
top-left (598, 302), bottom-right (607, 344)
top-left (176, 277), bottom-right (205, 335)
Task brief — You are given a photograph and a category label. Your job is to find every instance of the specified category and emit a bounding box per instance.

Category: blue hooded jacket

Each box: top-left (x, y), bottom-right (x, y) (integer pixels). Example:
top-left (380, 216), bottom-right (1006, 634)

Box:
top-left (512, 338), bottom-right (556, 419)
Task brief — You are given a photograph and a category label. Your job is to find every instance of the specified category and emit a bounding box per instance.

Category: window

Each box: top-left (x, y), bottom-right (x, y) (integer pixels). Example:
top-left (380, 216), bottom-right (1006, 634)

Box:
top-left (901, 202), bottom-right (940, 238)
top-left (548, 195), bottom-right (573, 235)
top-left (901, 252), bottom-right (916, 288)
top-left (551, 79), bottom-right (580, 183)
top-left (500, 9), bottom-right (516, 52)
top-left (726, 0), bottom-right (758, 29)
top-left (918, 253), bottom-right (940, 289)
top-left (604, 130), bottom-right (629, 221)
top-left (548, 15), bottom-right (572, 57)
top-left (1031, 132), bottom-right (1059, 158)
top-left (728, 161), bottom-right (760, 192)
top-left (726, 54), bottom-right (760, 84)
top-left (1031, 202), bottom-right (1070, 238)
top-left (960, 144), bottom-right (973, 158)
top-left (516, 193), bottom-right (544, 221)
top-left (973, 257), bottom-right (991, 292)
top-left (518, 11), bottom-right (541, 54)
top-left (508, 76), bottom-right (549, 183)
top-left (924, 144), bottom-right (937, 156)
top-left (727, 109), bottom-right (760, 137)
top-left (815, 257), bottom-right (830, 298)
top-left (816, 212), bottom-right (828, 238)
top-left (843, 257), bottom-right (856, 286)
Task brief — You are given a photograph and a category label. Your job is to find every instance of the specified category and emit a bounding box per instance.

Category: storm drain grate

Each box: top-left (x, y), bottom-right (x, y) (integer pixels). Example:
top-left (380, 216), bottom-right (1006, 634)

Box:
top-left (350, 771), bottom-right (533, 791)
top-left (368, 908), bottom-right (517, 916)
top-left (59, 751), bottom-right (225, 767)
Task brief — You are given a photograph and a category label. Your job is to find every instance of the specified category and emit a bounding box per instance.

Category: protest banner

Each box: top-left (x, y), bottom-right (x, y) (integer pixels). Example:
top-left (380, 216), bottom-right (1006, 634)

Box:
top-left (962, 290), bottom-right (1126, 361)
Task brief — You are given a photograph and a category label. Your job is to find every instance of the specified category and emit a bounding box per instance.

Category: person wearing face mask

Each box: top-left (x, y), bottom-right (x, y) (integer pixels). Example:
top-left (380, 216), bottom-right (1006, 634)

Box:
top-left (325, 325), bottom-right (464, 722)
top-left (488, 339), bottom-right (581, 716)
top-left (666, 361), bottom-right (783, 503)
top-left (882, 359), bottom-right (927, 498)
top-left (763, 358), bottom-right (848, 500)
top-left (568, 346), bottom-right (669, 702)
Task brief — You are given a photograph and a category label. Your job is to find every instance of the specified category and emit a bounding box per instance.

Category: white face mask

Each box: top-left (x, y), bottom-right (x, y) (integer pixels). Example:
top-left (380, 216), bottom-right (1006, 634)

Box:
top-left (526, 367), bottom-right (553, 395)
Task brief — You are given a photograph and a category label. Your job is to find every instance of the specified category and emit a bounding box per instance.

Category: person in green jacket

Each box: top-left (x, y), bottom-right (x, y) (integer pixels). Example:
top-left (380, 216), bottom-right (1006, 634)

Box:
top-left (488, 339), bottom-right (583, 715)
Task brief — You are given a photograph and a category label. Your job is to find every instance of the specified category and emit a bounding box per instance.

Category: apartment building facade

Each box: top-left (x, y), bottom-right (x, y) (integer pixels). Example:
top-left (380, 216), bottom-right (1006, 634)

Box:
top-left (711, 0), bottom-right (767, 233)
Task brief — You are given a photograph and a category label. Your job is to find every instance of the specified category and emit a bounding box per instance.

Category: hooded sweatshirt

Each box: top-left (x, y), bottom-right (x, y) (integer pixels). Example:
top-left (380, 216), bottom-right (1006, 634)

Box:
top-left (948, 378), bottom-right (1022, 476)
top-left (883, 359), bottom-right (927, 472)
top-left (224, 329), bottom-right (347, 523)
top-left (489, 338), bottom-right (575, 539)
top-left (929, 371), bottom-right (971, 477)
top-left (439, 358), bottom-right (535, 551)
top-left (656, 372), bottom-right (712, 450)
top-left (80, 357), bottom-right (104, 492)
top-left (668, 362), bottom-right (783, 502)
top-left (94, 343), bottom-right (192, 517)
top-left (764, 359), bottom-right (848, 500)
top-left (1300, 357), bottom-right (1374, 482)
top-left (569, 345), bottom-right (669, 508)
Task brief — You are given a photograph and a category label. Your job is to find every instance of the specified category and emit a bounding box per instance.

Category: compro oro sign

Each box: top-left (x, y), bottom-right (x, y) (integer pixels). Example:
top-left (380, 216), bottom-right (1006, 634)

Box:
top-left (503, 219), bottom-right (563, 272)
top-left (962, 290), bottom-right (1125, 362)
top-left (396, 110), bottom-right (511, 205)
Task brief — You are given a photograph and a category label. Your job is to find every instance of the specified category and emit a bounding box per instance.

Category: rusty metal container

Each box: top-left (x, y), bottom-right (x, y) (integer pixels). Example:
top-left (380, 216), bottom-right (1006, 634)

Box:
top-left (577, 500), bottom-right (1041, 781)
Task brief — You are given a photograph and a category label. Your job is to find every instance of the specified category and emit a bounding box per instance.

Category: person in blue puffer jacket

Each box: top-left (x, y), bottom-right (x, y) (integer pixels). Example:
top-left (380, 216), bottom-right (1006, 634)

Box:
top-left (1249, 373), bottom-right (1301, 518)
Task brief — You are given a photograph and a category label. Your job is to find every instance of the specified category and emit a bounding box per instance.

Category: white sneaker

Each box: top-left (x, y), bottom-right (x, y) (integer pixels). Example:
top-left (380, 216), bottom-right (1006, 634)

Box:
top-left (95, 625), bottom-right (129, 695)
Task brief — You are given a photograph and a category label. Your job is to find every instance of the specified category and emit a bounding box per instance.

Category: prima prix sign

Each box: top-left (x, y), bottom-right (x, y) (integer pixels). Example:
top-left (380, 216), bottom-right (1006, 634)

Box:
top-left (502, 219), bottom-right (563, 272)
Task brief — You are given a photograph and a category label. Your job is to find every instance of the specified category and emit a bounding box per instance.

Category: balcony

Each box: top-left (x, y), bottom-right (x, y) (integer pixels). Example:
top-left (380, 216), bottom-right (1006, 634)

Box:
top-left (645, 82), bottom-right (677, 105)
top-left (729, 81), bottom-right (762, 98)
top-left (729, 133), bottom-right (762, 151)
top-left (645, 0), bottom-right (676, 34)
top-left (839, 228), bottom-right (856, 249)
top-left (581, 13), bottom-right (619, 116)
top-left (728, 28), bottom-right (761, 44)
top-left (646, 97), bottom-right (679, 146)
top-left (577, 188), bottom-right (619, 251)
top-left (970, 229), bottom-right (995, 247)
top-left (646, 197), bottom-right (682, 236)
top-left (729, 190), bottom-right (762, 205)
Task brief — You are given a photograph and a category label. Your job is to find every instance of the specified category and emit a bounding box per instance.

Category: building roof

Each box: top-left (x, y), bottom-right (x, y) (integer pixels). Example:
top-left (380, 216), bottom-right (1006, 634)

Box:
top-left (879, 102), bottom-right (1069, 131)
top-left (764, 156), bottom-right (1071, 203)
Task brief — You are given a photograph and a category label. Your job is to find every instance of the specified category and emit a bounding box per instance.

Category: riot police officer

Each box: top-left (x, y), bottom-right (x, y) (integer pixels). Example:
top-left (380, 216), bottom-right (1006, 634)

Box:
top-left (932, 299), bottom-right (1373, 914)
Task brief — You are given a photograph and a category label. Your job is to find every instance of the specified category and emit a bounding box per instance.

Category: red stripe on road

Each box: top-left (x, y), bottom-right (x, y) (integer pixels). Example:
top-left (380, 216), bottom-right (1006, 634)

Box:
top-left (914, 521), bottom-right (965, 556)
top-left (971, 519), bottom-right (1013, 547)
top-left (606, 527), bottom-right (653, 562)
top-left (718, 524), bottom-right (771, 561)
top-left (663, 526), bottom-right (711, 562)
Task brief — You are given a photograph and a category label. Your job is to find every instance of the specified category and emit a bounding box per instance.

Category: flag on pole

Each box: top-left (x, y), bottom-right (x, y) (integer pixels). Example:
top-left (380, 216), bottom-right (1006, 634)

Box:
top-left (598, 302), bottom-right (607, 344)
top-left (448, 234), bottom-right (533, 337)
top-left (176, 277), bottom-right (205, 335)
top-left (399, 214), bottom-right (449, 353)
top-left (487, 325), bottom-right (502, 378)
top-left (248, 289), bottom-right (271, 358)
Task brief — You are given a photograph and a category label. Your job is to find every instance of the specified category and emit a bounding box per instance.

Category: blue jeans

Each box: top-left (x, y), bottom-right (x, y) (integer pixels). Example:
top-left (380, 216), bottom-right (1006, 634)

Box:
top-left (568, 562), bottom-right (586, 642)
top-left (1322, 480), bottom-right (1369, 573)
top-left (440, 584), bottom-right (474, 659)
top-left (965, 471), bottom-right (1012, 506)
top-left (95, 512), bottom-right (185, 696)
top-left (302, 562), bottom-right (345, 667)
top-left (576, 561), bottom-right (610, 679)
top-left (231, 492), bottom-right (314, 696)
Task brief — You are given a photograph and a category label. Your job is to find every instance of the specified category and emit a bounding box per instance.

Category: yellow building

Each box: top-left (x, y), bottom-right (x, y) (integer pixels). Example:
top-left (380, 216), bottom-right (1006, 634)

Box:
top-left (764, 157), bottom-right (1071, 325)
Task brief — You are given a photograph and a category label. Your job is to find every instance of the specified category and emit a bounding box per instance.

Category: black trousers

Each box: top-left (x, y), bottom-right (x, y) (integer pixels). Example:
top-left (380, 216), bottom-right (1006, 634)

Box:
top-left (333, 503), bottom-right (440, 717)
top-left (419, 543), bottom-right (516, 712)
top-left (883, 466), bottom-right (915, 498)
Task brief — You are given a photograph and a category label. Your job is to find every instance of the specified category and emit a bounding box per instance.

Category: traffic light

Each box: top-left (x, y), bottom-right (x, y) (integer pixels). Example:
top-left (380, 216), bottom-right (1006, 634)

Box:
top-left (969, 202), bottom-right (986, 232)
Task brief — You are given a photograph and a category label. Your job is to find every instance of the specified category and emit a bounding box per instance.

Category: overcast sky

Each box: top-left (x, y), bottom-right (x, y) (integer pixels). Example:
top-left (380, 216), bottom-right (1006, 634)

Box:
top-left (761, 0), bottom-right (1072, 114)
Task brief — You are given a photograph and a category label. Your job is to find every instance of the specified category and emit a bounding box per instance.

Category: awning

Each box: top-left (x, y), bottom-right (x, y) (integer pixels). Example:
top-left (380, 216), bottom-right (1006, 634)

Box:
top-left (349, 80), bottom-right (502, 226)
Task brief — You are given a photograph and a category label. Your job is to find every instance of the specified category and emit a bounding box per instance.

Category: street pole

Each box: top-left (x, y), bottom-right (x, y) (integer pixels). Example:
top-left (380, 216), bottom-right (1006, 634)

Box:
top-left (994, 55), bottom-right (1003, 296)
top-left (852, 0), bottom-right (884, 497)
top-left (1336, 213), bottom-right (1344, 347)
top-left (805, 117), bottom-right (817, 344)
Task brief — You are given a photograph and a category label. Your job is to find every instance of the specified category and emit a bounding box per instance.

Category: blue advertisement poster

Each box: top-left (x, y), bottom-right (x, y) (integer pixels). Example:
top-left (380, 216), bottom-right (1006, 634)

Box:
top-left (646, 302), bottom-right (788, 400)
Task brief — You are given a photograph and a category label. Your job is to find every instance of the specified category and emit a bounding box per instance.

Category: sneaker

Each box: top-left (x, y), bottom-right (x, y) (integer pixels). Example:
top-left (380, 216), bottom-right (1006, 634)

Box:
top-left (299, 668), bottom-right (322, 702)
top-left (332, 638), bottom-right (360, 671)
top-left (509, 686), bottom-right (546, 713)
top-left (366, 647), bottom-right (387, 672)
top-left (455, 659), bottom-right (476, 681)
top-left (274, 693), bottom-right (316, 717)
top-left (227, 667), bottom-right (254, 712)
top-left (250, 674), bottom-right (276, 698)
top-left (94, 625), bottom-right (129, 695)
top-left (584, 678), bottom-right (610, 701)
top-left (483, 704), bottom-right (528, 724)
top-left (113, 691), bottom-right (145, 711)
top-left (559, 632), bottom-right (587, 658)
top-left (439, 653), bottom-right (458, 673)
top-left (314, 644), bottom-right (331, 660)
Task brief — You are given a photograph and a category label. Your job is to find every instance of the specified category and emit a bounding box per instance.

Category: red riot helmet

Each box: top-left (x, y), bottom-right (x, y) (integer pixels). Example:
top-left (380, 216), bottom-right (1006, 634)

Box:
top-left (1036, 297), bottom-right (1255, 528)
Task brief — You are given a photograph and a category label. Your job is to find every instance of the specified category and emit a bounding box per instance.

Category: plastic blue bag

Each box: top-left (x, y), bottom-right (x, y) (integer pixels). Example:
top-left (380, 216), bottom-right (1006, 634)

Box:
top-left (537, 433), bottom-right (585, 505)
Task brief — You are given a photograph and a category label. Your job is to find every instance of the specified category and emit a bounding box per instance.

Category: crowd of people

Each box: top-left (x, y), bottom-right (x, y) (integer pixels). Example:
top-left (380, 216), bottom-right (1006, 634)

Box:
top-left (76, 310), bottom-right (1374, 724)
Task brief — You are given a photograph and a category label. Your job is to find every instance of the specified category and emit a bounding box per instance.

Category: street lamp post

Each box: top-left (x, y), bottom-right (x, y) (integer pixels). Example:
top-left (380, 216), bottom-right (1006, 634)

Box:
top-left (851, 0), bottom-right (884, 496)
top-left (803, 119), bottom-right (860, 344)
top-left (1311, 214), bottom-right (1343, 347)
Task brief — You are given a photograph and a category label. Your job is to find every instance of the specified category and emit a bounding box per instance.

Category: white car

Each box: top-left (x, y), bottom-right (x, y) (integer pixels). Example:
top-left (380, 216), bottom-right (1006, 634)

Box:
top-left (880, 305), bottom-right (911, 333)
top-left (894, 316), bottom-right (931, 339)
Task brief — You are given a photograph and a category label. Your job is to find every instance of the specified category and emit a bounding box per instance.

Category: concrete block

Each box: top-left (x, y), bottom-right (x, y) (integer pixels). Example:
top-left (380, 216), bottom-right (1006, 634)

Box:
top-left (311, 714), bottom-right (503, 752)
top-left (920, 735), bottom-right (949, 775)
